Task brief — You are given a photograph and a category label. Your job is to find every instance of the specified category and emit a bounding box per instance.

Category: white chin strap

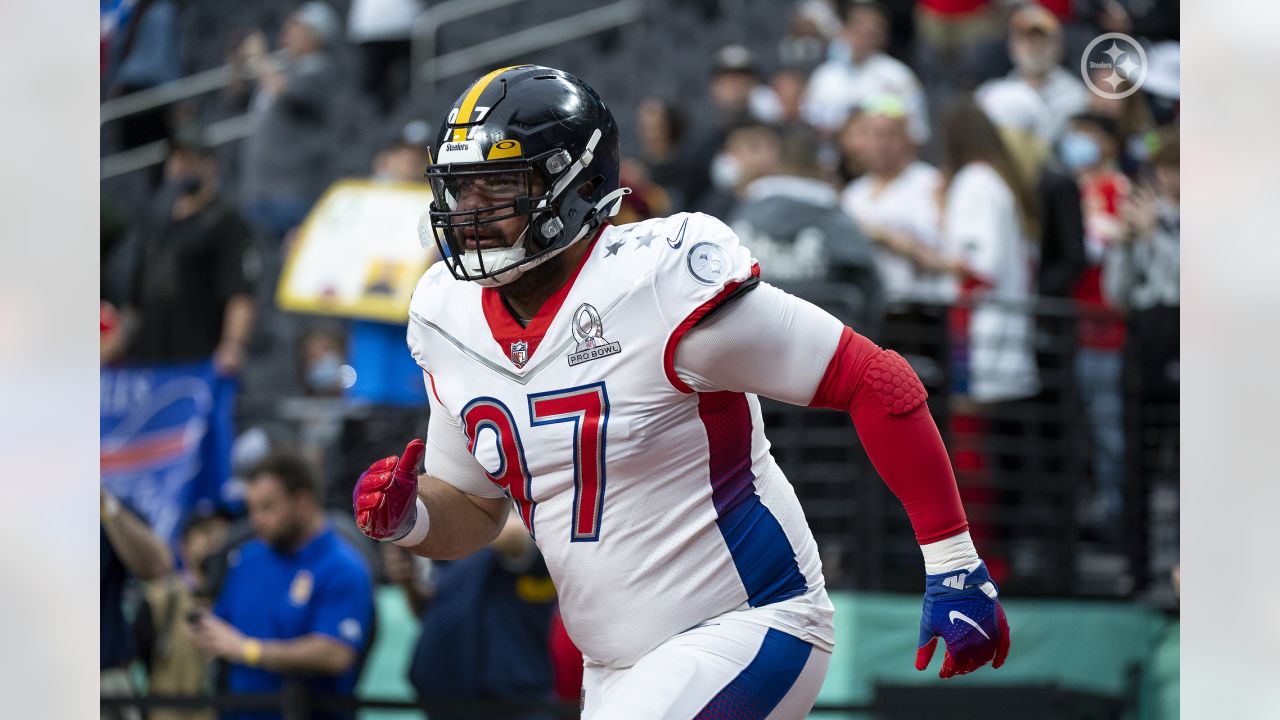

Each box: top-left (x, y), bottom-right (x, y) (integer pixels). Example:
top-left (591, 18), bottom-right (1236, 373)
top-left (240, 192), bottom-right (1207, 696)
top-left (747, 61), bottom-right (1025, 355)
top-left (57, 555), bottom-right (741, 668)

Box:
top-left (460, 186), bottom-right (632, 287)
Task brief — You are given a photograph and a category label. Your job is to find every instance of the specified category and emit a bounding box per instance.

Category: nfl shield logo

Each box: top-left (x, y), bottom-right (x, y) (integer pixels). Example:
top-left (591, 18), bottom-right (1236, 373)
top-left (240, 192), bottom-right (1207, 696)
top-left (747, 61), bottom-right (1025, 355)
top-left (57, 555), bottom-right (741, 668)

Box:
top-left (510, 340), bottom-right (529, 368)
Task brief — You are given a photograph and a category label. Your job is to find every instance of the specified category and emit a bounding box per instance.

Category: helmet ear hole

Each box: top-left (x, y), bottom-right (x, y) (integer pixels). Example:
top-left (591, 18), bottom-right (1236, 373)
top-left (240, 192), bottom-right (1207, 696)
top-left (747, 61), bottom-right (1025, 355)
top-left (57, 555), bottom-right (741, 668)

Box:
top-left (578, 176), bottom-right (604, 199)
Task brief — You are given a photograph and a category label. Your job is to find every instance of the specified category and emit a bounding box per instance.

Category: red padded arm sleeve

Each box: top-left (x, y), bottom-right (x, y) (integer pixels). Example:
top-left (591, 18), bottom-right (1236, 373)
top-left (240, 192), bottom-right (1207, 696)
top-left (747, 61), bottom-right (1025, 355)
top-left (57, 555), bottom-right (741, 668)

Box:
top-left (809, 326), bottom-right (968, 544)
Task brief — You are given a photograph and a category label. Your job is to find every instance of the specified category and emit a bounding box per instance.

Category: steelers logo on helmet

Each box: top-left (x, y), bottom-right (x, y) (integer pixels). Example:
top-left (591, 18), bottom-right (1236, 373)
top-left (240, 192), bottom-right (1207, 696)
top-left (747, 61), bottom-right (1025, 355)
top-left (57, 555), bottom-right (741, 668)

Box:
top-left (423, 65), bottom-right (631, 287)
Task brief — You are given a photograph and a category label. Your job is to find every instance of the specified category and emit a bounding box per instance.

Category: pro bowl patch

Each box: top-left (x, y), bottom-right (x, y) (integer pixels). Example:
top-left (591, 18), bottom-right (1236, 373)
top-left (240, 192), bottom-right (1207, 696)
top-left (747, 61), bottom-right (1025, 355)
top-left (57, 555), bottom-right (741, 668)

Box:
top-left (567, 303), bottom-right (621, 366)
top-left (686, 242), bottom-right (729, 285)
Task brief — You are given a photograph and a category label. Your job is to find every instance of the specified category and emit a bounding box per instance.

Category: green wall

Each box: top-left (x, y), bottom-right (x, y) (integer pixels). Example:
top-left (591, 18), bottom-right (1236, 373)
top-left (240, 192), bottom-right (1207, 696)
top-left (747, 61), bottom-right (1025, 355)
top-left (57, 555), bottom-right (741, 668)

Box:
top-left (357, 588), bottom-right (1179, 719)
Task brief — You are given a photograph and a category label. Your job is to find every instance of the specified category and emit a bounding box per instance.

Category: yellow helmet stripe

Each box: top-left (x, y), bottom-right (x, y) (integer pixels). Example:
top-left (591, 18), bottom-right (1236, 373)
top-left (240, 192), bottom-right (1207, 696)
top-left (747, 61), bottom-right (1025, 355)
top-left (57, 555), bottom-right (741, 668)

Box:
top-left (450, 65), bottom-right (527, 142)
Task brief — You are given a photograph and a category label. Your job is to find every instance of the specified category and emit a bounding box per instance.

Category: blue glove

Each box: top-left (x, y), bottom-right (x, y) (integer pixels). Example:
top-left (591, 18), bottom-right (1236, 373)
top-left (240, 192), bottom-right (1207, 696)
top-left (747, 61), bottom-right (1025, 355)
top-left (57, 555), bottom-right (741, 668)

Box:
top-left (916, 561), bottom-right (1011, 678)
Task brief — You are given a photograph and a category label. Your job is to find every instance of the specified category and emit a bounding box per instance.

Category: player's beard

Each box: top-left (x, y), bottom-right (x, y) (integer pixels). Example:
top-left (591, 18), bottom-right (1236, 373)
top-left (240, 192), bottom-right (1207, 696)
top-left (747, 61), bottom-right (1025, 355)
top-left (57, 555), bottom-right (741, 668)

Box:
top-left (499, 246), bottom-right (575, 317)
top-left (264, 514), bottom-right (309, 553)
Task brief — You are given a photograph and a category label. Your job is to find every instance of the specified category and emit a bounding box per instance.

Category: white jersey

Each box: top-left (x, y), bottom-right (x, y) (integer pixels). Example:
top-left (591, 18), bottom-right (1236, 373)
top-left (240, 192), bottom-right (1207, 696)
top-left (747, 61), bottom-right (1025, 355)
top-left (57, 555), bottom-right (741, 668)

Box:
top-left (407, 213), bottom-right (834, 668)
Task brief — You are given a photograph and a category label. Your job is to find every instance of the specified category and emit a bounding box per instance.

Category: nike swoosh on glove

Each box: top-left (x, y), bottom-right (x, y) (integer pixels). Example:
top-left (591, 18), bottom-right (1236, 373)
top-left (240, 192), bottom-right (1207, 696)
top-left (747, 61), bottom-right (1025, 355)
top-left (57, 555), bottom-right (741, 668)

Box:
top-left (915, 560), bottom-right (1011, 678)
top-left (353, 439), bottom-right (424, 542)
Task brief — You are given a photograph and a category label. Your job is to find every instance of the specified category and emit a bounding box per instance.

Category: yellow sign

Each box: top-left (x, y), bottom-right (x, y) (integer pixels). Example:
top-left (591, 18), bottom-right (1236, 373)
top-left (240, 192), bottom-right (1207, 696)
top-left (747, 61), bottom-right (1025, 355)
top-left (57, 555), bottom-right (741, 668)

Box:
top-left (276, 179), bottom-right (435, 323)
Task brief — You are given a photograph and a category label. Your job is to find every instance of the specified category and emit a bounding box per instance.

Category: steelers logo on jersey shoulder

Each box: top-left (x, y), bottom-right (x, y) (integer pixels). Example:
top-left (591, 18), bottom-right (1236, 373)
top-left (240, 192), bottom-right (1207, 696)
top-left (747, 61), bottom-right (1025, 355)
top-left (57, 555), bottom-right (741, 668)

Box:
top-left (686, 242), bottom-right (730, 285)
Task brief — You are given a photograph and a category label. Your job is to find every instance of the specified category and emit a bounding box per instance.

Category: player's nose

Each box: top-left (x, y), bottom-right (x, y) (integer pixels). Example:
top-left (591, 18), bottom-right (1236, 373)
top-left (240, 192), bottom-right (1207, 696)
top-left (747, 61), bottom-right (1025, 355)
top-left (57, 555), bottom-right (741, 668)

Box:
top-left (454, 186), bottom-right (487, 213)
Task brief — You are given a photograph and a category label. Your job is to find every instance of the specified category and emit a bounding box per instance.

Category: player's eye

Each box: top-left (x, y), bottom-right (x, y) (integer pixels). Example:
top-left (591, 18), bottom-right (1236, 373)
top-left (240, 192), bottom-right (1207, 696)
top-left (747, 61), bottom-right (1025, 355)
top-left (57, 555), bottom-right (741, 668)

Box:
top-left (476, 173), bottom-right (522, 195)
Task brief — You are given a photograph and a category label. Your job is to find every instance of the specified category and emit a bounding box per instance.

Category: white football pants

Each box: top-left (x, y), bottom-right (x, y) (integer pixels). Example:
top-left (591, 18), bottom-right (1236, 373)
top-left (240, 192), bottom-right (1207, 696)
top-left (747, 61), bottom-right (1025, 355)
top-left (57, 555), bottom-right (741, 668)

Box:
top-left (581, 612), bottom-right (830, 720)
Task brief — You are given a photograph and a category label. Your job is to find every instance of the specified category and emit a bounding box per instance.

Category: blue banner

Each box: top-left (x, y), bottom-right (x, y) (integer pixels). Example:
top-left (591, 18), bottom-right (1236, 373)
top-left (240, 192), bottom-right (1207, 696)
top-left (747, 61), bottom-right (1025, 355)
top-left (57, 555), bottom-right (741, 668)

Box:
top-left (100, 360), bottom-right (236, 544)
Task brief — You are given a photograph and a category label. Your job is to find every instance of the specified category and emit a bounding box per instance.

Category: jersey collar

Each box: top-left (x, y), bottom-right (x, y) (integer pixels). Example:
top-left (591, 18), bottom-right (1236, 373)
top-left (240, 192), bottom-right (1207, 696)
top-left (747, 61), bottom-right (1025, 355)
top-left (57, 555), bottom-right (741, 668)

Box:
top-left (481, 226), bottom-right (606, 368)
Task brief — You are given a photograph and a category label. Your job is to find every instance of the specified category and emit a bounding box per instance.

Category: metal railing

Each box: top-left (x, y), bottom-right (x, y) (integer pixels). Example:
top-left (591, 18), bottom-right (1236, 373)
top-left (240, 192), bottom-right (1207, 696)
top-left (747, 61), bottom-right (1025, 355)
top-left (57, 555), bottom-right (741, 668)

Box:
top-left (409, 0), bottom-right (526, 98)
top-left (101, 113), bottom-right (255, 180)
top-left (99, 50), bottom-right (287, 180)
top-left (99, 49), bottom-right (285, 125)
top-left (102, 0), bottom-right (645, 179)
top-left (412, 0), bottom-right (645, 97)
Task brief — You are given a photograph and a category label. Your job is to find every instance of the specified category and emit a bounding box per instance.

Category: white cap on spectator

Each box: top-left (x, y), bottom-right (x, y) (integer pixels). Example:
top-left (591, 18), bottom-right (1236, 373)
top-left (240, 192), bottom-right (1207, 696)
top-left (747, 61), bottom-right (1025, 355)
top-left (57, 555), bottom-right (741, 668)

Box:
top-left (975, 80), bottom-right (1051, 135)
top-left (1144, 41), bottom-right (1180, 100)
top-left (294, 1), bottom-right (342, 47)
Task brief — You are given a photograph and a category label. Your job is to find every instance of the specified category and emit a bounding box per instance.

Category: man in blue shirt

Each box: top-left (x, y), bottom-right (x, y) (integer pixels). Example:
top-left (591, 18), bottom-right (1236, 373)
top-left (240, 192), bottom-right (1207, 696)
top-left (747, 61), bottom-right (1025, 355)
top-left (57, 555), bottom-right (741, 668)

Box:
top-left (192, 452), bottom-right (374, 719)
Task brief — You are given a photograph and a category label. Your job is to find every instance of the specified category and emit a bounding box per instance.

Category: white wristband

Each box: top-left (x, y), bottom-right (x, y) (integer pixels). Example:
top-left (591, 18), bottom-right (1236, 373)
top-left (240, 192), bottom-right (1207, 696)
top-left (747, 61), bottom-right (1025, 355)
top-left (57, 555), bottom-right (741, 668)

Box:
top-left (392, 498), bottom-right (431, 548)
top-left (920, 531), bottom-right (980, 575)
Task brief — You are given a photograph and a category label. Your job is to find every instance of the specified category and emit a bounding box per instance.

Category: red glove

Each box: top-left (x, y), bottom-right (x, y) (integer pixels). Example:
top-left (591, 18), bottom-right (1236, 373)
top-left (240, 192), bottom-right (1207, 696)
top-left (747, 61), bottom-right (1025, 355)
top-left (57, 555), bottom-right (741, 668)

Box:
top-left (353, 439), bottom-right (425, 542)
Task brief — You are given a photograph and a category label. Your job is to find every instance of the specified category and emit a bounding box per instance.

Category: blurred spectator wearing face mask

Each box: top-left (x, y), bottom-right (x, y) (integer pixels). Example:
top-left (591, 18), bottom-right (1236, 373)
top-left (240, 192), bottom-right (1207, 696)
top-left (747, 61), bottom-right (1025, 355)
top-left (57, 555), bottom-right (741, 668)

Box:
top-left (1083, 73), bottom-right (1155, 172)
top-left (976, 4), bottom-right (1088, 146)
top-left (229, 1), bottom-right (343, 241)
top-left (1059, 112), bottom-right (1130, 536)
top-left (696, 119), bottom-right (776, 222)
top-left (101, 135), bottom-right (259, 378)
top-left (728, 122), bottom-right (883, 321)
top-left (297, 326), bottom-right (351, 398)
top-left (804, 1), bottom-right (930, 144)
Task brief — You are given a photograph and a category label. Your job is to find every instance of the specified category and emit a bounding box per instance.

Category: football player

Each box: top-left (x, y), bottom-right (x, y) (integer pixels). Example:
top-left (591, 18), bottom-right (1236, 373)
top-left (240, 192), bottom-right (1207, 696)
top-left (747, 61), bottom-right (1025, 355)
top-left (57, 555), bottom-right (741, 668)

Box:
top-left (354, 65), bottom-right (1009, 719)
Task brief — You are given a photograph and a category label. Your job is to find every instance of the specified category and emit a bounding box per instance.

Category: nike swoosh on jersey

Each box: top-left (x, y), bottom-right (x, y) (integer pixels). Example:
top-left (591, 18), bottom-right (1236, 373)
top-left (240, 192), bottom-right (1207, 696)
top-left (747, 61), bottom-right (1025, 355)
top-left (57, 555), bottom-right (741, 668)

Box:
top-left (948, 610), bottom-right (991, 640)
top-left (666, 216), bottom-right (689, 248)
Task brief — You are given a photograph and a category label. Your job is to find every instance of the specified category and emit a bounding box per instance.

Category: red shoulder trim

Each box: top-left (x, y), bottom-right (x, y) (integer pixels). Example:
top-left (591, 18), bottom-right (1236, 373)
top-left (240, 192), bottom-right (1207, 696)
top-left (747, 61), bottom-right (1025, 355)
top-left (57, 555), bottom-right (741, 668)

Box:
top-left (662, 262), bottom-right (762, 393)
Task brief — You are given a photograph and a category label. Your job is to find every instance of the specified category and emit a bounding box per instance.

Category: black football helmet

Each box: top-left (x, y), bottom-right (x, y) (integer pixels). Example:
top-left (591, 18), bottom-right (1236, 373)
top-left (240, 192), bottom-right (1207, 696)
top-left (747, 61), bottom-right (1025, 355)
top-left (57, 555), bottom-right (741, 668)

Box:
top-left (420, 65), bottom-right (628, 286)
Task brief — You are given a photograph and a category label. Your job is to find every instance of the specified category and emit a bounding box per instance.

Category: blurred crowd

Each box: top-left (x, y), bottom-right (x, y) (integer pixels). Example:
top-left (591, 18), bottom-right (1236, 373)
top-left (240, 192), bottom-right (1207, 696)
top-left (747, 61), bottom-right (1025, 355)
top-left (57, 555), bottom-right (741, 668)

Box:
top-left (100, 0), bottom-right (1179, 716)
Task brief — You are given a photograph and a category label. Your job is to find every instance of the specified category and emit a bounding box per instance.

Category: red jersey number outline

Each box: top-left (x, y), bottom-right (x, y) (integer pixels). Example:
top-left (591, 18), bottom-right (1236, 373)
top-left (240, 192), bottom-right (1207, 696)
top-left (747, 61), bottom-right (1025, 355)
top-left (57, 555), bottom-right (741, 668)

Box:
top-left (528, 381), bottom-right (610, 542)
top-left (461, 382), bottom-right (610, 542)
top-left (461, 397), bottom-right (536, 534)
